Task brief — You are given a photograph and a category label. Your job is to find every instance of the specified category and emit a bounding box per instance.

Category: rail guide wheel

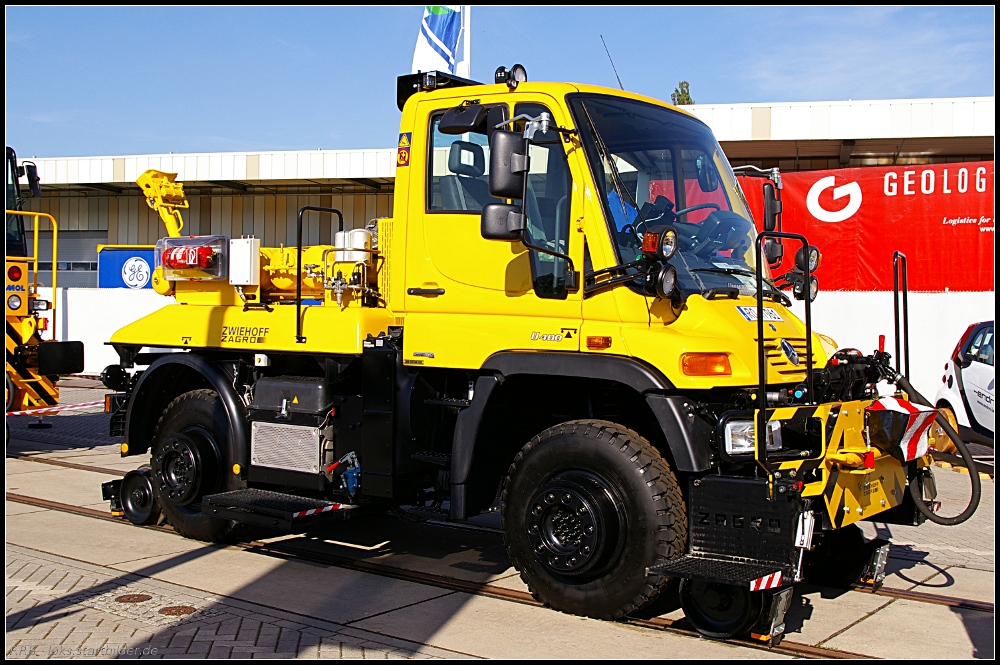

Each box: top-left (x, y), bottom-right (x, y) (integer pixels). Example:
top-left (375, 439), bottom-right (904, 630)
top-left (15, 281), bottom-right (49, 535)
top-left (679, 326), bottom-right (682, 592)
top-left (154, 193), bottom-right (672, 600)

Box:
top-left (679, 578), bottom-right (764, 639)
top-left (120, 467), bottom-right (162, 526)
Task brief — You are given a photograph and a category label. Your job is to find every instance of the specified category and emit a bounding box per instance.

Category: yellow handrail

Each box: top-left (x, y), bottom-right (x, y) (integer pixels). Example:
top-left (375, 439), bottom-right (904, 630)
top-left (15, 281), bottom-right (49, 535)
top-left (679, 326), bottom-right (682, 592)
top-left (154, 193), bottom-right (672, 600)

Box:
top-left (5, 210), bottom-right (58, 340)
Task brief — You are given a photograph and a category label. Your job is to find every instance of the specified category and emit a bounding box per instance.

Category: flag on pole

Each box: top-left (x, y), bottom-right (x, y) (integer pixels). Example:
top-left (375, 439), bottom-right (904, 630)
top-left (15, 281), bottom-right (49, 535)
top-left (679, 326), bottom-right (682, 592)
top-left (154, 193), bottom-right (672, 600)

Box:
top-left (411, 6), bottom-right (470, 76)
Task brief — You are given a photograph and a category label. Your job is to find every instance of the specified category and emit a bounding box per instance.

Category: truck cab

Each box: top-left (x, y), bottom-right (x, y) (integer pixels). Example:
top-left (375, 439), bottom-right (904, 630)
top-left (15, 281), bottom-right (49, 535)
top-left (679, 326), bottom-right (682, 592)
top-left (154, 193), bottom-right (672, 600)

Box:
top-left (103, 69), bottom-right (961, 642)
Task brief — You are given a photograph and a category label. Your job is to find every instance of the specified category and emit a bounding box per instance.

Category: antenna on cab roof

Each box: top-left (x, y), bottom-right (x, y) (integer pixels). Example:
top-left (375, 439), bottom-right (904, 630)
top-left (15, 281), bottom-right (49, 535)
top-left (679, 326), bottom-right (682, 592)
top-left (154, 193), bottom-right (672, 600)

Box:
top-left (600, 35), bottom-right (625, 90)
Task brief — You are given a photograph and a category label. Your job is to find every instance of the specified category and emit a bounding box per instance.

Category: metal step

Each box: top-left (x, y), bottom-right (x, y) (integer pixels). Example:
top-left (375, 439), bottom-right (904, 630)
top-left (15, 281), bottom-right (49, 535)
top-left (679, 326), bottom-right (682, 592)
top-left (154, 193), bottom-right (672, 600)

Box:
top-left (647, 554), bottom-right (793, 589)
top-left (202, 488), bottom-right (359, 531)
top-left (410, 451), bottom-right (451, 466)
top-left (423, 398), bottom-right (471, 409)
top-left (399, 504), bottom-right (450, 519)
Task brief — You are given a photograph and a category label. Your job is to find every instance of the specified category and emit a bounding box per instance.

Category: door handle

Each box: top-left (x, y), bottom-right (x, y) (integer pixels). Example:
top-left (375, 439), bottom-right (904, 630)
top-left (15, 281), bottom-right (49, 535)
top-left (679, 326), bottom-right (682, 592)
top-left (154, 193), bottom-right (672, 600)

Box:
top-left (407, 288), bottom-right (445, 296)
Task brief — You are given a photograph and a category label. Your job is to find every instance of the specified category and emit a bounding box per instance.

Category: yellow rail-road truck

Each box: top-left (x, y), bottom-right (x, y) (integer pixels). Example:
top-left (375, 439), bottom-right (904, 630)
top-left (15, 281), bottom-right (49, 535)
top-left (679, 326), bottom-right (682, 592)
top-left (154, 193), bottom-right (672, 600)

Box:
top-left (100, 69), bottom-right (981, 643)
top-left (6, 146), bottom-right (84, 413)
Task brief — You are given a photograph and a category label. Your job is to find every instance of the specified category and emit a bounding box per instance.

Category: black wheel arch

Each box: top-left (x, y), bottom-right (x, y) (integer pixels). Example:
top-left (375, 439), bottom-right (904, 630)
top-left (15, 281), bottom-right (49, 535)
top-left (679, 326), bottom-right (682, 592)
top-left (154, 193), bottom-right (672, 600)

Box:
top-left (449, 352), bottom-right (712, 519)
top-left (124, 353), bottom-right (249, 470)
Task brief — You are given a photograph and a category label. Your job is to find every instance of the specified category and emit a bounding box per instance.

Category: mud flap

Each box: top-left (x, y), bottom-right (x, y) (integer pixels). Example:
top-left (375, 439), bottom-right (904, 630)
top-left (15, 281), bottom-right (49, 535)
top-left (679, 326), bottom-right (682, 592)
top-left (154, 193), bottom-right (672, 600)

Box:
top-left (858, 539), bottom-right (891, 591)
top-left (751, 587), bottom-right (794, 647)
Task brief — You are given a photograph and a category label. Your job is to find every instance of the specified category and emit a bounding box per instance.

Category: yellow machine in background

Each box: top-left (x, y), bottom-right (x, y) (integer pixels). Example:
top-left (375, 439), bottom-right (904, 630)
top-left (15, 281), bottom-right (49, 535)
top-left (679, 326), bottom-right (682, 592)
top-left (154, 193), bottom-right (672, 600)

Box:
top-left (99, 69), bottom-right (980, 645)
top-left (5, 146), bottom-right (84, 412)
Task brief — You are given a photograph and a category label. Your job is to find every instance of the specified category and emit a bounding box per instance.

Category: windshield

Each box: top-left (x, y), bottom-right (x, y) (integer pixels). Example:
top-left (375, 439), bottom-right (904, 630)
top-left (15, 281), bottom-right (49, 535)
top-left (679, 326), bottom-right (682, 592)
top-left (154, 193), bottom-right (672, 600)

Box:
top-left (568, 94), bottom-right (772, 297)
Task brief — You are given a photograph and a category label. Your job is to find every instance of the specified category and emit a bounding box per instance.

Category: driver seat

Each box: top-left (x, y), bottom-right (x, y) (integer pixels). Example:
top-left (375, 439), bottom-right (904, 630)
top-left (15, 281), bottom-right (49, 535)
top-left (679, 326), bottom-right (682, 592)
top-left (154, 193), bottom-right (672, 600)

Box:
top-left (440, 141), bottom-right (492, 212)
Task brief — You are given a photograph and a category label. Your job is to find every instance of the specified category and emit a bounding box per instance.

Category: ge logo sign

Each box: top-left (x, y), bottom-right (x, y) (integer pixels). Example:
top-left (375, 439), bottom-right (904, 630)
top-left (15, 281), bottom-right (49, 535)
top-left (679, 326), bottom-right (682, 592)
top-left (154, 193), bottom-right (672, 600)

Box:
top-left (122, 257), bottom-right (151, 289)
top-left (806, 176), bottom-right (863, 223)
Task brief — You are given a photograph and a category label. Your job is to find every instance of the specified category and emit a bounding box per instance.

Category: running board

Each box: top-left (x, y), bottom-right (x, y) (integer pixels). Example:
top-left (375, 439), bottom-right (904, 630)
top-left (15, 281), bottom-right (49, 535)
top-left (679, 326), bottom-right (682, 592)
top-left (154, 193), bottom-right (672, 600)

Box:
top-left (203, 489), bottom-right (360, 531)
top-left (647, 555), bottom-right (793, 590)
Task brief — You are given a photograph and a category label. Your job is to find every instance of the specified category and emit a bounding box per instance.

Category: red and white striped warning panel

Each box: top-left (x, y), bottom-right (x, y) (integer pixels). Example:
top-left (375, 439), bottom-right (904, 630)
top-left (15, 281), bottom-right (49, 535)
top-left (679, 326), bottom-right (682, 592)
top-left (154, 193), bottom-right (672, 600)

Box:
top-left (750, 571), bottom-right (782, 591)
top-left (292, 503), bottom-right (345, 519)
top-left (867, 396), bottom-right (937, 461)
top-left (6, 400), bottom-right (104, 417)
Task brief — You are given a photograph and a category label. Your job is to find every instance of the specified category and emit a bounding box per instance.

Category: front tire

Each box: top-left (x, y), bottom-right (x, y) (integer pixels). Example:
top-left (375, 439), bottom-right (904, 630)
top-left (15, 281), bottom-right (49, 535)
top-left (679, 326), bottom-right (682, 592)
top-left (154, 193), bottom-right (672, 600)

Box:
top-left (150, 389), bottom-right (239, 542)
top-left (501, 419), bottom-right (687, 620)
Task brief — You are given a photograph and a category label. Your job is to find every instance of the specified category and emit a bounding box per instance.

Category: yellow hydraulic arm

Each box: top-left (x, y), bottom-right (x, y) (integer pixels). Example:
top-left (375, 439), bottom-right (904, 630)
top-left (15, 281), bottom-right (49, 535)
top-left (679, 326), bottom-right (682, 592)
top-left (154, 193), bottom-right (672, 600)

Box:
top-left (137, 170), bottom-right (188, 238)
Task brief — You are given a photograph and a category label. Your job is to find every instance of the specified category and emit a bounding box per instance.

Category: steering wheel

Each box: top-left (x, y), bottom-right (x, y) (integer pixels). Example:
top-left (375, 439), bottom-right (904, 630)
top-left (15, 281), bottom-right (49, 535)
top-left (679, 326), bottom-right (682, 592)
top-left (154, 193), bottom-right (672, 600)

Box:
top-left (688, 211), bottom-right (752, 258)
top-left (674, 202), bottom-right (721, 218)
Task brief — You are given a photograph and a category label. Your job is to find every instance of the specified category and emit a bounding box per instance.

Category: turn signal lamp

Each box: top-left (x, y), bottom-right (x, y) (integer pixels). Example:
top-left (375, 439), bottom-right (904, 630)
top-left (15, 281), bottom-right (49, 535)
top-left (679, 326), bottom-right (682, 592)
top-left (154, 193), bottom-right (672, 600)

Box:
top-left (682, 353), bottom-right (732, 376)
top-left (586, 336), bottom-right (613, 350)
top-left (120, 443), bottom-right (129, 455)
top-left (642, 232), bottom-right (660, 255)
top-left (641, 227), bottom-right (679, 261)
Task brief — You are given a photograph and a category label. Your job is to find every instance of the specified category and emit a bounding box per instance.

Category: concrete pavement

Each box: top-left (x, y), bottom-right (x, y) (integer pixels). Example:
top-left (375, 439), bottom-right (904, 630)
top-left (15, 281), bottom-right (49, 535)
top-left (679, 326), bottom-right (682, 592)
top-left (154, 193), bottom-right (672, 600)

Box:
top-left (6, 385), bottom-right (995, 659)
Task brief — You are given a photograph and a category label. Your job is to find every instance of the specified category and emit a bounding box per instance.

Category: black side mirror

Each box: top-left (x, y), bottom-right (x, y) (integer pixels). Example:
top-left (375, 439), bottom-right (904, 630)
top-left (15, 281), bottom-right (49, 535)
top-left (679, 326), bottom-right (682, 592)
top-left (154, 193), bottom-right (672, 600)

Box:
top-left (481, 203), bottom-right (525, 240)
top-left (25, 163), bottom-right (41, 198)
top-left (764, 238), bottom-right (783, 266)
top-left (488, 130), bottom-right (528, 199)
top-left (762, 182), bottom-right (781, 232)
top-left (695, 154), bottom-right (719, 192)
top-left (438, 103), bottom-right (487, 135)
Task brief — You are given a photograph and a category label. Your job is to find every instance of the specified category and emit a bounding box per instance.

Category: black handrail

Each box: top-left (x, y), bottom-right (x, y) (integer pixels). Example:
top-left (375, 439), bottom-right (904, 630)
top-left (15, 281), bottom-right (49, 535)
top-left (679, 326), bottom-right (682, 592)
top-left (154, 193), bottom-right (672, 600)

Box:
top-left (892, 251), bottom-right (910, 379)
top-left (754, 231), bottom-right (813, 475)
top-left (296, 206), bottom-right (344, 343)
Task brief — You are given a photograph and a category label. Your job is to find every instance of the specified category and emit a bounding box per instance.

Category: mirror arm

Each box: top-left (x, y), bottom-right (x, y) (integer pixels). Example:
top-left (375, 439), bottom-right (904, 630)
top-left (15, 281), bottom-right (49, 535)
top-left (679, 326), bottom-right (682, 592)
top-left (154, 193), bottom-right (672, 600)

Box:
top-left (583, 260), bottom-right (647, 297)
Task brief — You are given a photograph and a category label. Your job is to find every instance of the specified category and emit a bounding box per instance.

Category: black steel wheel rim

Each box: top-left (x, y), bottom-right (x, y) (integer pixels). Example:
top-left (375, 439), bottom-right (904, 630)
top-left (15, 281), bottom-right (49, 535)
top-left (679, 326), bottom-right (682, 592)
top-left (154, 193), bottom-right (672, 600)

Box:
top-left (121, 472), bottom-right (155, 524)
top-left (681, 579), bottom-right (755, 636)
top-left (153, 429), bottom-right (218, 507)
top-left (524, 470), bottom-right (625, 578)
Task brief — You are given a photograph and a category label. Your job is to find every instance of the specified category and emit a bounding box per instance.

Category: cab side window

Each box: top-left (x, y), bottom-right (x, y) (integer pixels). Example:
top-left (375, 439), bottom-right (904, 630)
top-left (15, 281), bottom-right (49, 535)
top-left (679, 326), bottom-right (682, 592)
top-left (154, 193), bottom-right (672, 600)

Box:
top-left (427, 107), bottom-right (505, 213)
top-left (515, 103), bottom-right (572, 299)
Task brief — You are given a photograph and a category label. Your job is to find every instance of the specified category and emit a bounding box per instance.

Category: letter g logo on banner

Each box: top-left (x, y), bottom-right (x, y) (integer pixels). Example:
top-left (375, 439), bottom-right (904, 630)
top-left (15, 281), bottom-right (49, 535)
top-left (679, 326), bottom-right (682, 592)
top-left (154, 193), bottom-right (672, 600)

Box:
top-left (806, 176), bottom-right (863, 223)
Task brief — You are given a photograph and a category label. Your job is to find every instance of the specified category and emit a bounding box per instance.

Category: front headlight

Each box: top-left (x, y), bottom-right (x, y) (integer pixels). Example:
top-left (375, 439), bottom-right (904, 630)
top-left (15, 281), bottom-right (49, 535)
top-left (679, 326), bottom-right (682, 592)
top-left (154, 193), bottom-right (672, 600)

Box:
top-left (724, 419), bottom-right (782, 455)
top-left (7, 294), bottom-right (22, 311)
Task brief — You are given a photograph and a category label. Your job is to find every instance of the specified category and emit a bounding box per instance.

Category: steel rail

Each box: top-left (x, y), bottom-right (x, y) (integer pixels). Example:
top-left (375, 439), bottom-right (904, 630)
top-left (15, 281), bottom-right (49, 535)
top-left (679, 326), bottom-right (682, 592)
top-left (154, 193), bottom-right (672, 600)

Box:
top-left (7, 458), bottom-right (995, 618)
top-left (6, 491), bottom-right (876, 658)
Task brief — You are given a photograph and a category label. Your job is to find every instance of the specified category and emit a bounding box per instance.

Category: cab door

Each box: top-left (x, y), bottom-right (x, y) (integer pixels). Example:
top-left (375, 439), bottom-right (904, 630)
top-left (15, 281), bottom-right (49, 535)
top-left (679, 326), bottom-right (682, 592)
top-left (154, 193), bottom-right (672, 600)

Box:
top-left (403, 95), bottom-right (584, 370)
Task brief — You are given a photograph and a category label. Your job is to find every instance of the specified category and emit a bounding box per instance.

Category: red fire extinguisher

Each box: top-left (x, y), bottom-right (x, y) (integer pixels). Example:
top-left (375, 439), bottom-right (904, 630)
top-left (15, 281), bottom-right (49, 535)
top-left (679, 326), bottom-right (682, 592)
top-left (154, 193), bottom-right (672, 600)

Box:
top-left (162, 245), bottom-right (216, 270)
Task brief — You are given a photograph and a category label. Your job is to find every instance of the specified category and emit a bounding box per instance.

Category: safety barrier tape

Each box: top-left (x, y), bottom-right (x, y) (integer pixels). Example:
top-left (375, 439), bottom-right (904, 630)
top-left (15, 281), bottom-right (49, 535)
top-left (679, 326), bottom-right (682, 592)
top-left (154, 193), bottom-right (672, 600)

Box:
top-left (749, 571), bottom-right (783, 591)
top-left (6, 400), bottom-right (104, 417)
top-left (292, 503), bottom-right (344, 519)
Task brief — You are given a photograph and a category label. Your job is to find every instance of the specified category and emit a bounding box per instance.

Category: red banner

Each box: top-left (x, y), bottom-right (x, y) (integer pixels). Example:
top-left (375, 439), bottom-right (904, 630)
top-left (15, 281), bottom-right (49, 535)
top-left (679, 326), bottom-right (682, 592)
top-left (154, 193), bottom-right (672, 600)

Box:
top-left (738, 162), bottom-right (994, 291)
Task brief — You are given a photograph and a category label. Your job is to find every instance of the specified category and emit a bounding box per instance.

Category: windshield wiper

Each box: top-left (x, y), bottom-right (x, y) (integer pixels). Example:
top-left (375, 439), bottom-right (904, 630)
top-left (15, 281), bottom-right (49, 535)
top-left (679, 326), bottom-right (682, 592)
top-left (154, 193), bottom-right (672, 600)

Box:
top-left (579, 103), bottom-right (649, 236)
top-left (690, 268), bottom-right (791, 306)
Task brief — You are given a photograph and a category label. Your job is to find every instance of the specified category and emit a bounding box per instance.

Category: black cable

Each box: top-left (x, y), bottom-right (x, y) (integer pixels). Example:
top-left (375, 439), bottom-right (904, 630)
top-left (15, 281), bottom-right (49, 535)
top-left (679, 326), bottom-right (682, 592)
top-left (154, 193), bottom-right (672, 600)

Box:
top-left (895, 375), bottom-right (981, 526)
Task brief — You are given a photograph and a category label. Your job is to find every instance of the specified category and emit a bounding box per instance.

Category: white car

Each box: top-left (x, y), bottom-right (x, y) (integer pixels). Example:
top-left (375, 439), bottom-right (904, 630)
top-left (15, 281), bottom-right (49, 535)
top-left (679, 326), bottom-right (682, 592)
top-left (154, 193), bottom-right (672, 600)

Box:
top-left (931, 321), bottom-right (995, 451)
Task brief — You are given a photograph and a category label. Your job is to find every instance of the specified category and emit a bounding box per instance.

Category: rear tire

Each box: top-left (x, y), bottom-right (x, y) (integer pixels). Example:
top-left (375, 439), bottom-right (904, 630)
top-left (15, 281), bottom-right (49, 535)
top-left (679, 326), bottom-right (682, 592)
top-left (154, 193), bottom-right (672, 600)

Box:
top-left (501, 419), bottom-right (687, 620)
top-left (150, 389), bottom-right (239, 542)
top-left (6, 373), bottom-right (16, 412)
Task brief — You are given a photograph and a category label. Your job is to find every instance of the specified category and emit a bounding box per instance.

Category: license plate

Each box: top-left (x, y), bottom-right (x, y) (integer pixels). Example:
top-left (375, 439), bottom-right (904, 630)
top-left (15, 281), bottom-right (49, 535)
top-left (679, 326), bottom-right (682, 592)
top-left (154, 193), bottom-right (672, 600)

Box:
top-left (736, 306), bottom-right (783, 322)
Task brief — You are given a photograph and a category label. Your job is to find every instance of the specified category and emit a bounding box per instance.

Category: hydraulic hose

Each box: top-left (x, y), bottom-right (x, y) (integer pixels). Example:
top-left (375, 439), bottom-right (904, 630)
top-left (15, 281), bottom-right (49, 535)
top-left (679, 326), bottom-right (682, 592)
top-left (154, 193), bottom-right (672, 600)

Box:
top-left (895, 375), bottom-right (981, 526)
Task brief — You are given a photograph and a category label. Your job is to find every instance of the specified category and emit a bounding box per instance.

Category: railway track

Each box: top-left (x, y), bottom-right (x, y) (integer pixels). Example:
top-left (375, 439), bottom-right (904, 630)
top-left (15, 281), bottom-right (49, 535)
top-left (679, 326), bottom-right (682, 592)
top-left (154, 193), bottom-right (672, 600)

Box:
top-left (6, 452), bottom-right (995, 658)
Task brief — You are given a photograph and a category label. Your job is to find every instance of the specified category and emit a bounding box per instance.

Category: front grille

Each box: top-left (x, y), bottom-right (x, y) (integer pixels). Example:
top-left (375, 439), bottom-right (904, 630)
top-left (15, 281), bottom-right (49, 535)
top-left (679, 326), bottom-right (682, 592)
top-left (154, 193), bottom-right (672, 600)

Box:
top-left (758, 338), bottom-right (819, 375)
top-left (250, 421), bottom-right (320, 474)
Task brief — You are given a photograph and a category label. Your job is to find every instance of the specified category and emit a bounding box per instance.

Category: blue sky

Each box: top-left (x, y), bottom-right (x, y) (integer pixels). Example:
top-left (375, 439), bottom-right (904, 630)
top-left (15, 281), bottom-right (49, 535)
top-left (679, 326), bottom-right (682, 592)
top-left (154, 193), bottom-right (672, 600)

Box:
top-left (5, 6), bottom-right (994, 157)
